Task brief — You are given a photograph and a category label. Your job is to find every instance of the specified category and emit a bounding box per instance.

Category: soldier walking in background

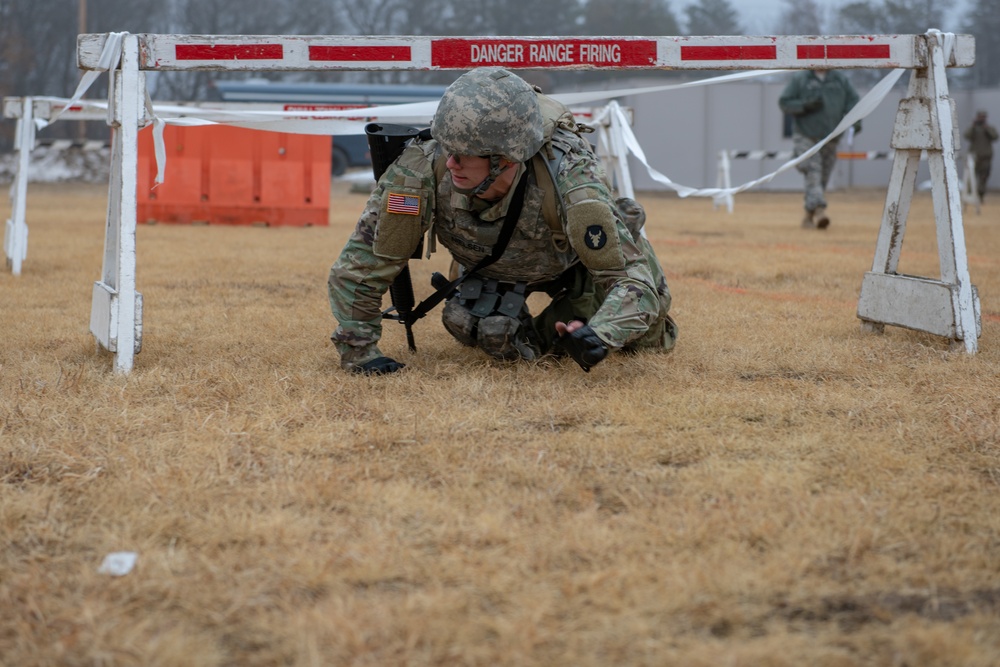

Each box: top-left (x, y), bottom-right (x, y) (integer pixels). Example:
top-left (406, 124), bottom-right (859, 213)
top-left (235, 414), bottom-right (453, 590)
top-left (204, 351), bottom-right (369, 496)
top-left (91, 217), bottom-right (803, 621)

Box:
top-left (965, 110), bottom-right (998, 202)
top-left (779, 68), bottom-right (860, 230)
top-left (328, 67), bottom-right (677, 375)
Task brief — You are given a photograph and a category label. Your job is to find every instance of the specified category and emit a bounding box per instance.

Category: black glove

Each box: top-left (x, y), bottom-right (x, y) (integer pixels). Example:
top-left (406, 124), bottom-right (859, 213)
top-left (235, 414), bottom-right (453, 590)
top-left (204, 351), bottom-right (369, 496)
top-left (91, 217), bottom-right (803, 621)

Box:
top-left (559, 325), bottom-right (608, 372)
top-left (355, 356), bottom-right (406, 375)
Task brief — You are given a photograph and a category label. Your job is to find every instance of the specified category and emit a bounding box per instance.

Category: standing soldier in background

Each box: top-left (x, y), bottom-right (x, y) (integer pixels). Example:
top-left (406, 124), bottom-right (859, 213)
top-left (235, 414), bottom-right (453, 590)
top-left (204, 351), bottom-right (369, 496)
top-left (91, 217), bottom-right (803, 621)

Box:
top-left (327, 67), bottom-right (676, 375)
top-left (779, 69), bottom-right (860, 230)
top-left (965, 110), bottom-right (998, 203)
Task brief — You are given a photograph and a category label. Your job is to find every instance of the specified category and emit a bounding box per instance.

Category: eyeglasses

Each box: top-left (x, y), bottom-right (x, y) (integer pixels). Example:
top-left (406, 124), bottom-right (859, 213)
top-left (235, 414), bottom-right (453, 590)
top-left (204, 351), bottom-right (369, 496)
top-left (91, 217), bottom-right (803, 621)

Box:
top-left (446, 153), bottom-right (490, 165)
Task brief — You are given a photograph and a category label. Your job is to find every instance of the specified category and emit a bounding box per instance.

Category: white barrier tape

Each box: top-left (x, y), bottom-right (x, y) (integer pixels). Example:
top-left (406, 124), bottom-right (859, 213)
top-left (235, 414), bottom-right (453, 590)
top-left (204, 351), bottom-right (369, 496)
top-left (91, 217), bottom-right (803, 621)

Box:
top-left (27, 67), bottom-right (778, 128)
top-left (138, 68), bottom-right (782, 128)
top-left (35, 32), bottom-right (125, 131)
top-left (139, 68), bottom-right (783, 186)
top-left (614, 66), bottom-right (907, 202)
top-left (553, 69), bottom-right (788, 106)
top-left (929, 29), bottom-right (955, 69)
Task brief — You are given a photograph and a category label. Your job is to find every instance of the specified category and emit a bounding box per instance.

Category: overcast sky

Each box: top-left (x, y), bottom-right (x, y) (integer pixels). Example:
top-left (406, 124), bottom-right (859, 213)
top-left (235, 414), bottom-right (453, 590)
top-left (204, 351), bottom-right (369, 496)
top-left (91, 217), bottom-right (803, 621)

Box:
top-left (733, 0), bottom-right (970, 34)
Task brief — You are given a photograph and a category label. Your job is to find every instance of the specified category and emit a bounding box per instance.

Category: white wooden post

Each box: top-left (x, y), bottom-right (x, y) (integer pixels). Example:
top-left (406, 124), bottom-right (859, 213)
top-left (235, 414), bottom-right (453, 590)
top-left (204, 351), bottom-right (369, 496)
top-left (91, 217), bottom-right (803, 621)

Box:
top-left (606, 102), bottom-right (635, 200)
top-left (714, 150), bottom-right (734, 213)
top-left (591, 103), bottom-right (634, 199)
top-left (89, 35), bottom-right (143, 373)
top-left (961, 153), bottom-right (981, 214)
top-left (4, 97), bottom-right (34, 276)
top-left (857, 32), bottom-right (980, 353)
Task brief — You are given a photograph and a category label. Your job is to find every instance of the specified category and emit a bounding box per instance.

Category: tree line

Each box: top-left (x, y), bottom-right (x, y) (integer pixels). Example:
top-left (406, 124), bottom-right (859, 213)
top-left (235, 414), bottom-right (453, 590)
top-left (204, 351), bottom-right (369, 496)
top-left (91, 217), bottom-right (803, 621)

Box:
top-left (1, 0), bottom-right (998, 147)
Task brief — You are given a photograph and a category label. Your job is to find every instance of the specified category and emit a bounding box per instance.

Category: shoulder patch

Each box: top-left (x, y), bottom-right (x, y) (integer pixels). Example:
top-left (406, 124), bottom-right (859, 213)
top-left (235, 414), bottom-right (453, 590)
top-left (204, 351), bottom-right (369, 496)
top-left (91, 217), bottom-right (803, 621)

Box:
top-left (386, 191), bottom-right (421, 216)
top-left (374, 186), bottom-right (427, 260)
top-left (566, 201), bottom-right (625, 271)
top-left (584, 225), bottom-right (607, 250)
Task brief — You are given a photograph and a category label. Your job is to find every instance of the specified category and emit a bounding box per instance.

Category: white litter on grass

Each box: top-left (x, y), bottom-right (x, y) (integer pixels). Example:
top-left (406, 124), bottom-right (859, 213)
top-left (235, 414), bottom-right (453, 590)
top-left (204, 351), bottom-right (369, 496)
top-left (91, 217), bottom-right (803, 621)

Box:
top-left (97, 551), bottom-right (138, 576)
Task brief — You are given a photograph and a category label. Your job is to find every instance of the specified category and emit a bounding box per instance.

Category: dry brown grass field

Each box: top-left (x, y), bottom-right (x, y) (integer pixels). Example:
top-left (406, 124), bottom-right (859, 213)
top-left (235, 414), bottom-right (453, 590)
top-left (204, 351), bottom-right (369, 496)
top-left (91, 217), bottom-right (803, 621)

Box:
top-left (2, 179), bottom-right (999, 666)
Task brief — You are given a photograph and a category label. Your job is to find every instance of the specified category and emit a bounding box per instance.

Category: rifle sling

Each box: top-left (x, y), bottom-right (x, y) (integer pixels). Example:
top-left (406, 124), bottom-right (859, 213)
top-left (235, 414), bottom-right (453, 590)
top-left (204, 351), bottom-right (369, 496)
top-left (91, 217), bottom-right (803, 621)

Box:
top-left (407, 164), bottom-right (531, 323)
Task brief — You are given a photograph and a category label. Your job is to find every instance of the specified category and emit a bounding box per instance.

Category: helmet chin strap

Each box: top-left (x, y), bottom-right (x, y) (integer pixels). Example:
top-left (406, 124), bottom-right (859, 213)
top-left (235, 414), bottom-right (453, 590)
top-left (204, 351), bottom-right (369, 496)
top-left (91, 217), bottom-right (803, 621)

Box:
top-left (469, 156), bottom-right (510, 197)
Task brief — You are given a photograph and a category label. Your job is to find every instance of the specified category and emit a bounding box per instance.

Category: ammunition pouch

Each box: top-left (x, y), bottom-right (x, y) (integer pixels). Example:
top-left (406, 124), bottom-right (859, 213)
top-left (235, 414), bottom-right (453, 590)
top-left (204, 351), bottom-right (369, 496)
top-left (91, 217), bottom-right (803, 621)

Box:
top-left (441, 276), bottom-right (541, 360)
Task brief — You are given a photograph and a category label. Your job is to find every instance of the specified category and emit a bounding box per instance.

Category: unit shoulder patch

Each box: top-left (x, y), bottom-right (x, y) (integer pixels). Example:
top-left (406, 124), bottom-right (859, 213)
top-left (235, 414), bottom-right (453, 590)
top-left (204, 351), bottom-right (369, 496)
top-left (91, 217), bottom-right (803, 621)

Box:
top-left (566, 201), bottom-right (625, 271)
top-left (584, 224), bottom-right (607, 250)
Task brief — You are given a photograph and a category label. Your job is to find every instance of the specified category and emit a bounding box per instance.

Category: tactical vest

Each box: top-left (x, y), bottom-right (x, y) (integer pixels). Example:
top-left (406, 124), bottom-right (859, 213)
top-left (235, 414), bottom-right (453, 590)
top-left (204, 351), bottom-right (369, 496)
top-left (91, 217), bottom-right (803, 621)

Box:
top-left (430, 92), bottom-right (589, 285)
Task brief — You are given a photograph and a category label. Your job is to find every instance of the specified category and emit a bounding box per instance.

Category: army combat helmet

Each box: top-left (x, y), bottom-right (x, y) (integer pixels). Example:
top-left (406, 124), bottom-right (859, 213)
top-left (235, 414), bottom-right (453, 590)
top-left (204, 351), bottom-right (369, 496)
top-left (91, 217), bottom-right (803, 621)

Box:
top-left (432, 67), bottom-right (545, 194)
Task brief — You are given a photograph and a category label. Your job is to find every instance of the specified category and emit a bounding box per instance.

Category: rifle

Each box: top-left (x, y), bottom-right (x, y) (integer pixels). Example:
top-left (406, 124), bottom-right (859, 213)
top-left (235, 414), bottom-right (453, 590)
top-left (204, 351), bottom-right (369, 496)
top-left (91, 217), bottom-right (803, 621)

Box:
top-left (366, 122), bottom-right (425, 352)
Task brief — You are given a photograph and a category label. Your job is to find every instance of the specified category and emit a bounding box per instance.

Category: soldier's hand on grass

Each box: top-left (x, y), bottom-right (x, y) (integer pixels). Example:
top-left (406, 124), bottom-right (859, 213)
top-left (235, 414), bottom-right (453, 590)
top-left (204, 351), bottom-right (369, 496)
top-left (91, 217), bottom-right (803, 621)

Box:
top-left (556, 321), bottom-right (608, 372)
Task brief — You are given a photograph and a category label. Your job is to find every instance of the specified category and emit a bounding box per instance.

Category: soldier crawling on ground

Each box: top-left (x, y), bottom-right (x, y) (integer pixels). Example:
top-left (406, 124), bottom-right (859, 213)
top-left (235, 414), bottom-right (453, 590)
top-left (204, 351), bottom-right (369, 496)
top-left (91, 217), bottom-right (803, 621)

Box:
top-left (327, 67), bottom-right (677, 374)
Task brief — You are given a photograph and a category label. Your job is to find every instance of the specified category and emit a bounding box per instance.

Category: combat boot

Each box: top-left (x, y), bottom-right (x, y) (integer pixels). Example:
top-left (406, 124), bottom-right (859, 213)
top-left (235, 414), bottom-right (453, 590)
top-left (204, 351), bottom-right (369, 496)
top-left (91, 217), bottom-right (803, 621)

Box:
top-left (801, 208), bottom-right (816, 228)
top-left (814, 206), bottom-right (830, 229)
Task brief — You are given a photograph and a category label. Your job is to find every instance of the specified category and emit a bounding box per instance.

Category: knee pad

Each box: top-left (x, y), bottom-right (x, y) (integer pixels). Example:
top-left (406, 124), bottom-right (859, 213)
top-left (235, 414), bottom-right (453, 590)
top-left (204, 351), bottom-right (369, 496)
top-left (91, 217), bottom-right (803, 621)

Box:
top-left (477, 315), bottom-right (539, 361)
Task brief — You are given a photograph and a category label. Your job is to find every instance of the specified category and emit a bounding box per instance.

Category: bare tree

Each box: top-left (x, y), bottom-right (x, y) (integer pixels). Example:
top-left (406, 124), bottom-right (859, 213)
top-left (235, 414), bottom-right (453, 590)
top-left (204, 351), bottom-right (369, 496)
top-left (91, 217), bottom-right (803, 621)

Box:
top-left (774, 0), bottom-right (825, 35)
top-left (0, 0), bottom-right (77, 99)
top-left (836, 0), bottom-right (955, 34)
top-left (582, 0), bottom-right (680, 37)
top-left (684, 0), bottom-right (743, 36)
top-left (152, 0), bottom-right (346, 100)
top-left (961, 0), bottom-right (1000, 86)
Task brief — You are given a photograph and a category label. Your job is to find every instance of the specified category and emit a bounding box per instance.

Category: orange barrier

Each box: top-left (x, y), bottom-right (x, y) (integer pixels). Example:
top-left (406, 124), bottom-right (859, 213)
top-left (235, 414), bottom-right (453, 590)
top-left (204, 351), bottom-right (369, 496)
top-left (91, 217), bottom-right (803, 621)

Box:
top-left (137, 125), bottom-right (330, 226)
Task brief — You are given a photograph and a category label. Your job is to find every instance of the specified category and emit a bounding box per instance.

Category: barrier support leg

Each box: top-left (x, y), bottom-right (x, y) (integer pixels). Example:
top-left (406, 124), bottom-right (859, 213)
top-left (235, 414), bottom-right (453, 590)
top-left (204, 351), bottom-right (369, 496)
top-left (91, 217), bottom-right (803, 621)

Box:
top-left (714, 150), bottom-right (734, 213)
top-left (960, 153), bottom-right (981, 215)
top-left (90, 35), bottom-right (143, 373)
top-left (607, 102), bottom-right (634, 200)
top-left (857, 31), bottom-right (980, 353)
top-left (595, 103), bottom-right (634, 200)
top-left (4, 97), bottom-right (33, 276)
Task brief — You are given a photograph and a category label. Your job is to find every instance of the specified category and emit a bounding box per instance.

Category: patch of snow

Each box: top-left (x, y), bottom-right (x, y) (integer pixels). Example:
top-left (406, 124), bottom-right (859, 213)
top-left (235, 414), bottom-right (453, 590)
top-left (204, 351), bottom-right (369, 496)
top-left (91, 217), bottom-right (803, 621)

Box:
top-left (0, 146), bottom-right (111, 184)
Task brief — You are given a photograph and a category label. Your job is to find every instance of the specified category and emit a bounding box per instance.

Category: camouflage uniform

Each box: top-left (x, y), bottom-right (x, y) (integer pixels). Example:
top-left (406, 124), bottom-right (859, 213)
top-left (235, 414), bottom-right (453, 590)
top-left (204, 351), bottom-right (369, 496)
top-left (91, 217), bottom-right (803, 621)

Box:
top-left (964, 112), bottom-right (998, 201)
top-left (792, 134), bottom-right (839, 213)
top-left (328, 68), bottom-right (675, 371)
top-left (778, 69), bottom-right (860, 227)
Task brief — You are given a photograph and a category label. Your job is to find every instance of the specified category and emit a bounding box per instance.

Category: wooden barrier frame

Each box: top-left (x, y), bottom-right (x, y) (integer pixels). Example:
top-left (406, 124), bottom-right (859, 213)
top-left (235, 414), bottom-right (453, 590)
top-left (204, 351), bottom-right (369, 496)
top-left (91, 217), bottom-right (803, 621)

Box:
top-left (76, 31), bottom-right (980, 372)
top-left (3, 97), bottom-right (38, 276)
top-left (3, 97), bottom-right (111, 276)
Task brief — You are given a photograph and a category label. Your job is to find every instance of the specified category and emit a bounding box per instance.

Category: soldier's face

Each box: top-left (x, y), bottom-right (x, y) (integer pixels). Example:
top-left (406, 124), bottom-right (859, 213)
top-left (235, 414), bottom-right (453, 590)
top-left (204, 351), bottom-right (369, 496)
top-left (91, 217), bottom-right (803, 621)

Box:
top-left (445, 153), bottom-right (491, 189)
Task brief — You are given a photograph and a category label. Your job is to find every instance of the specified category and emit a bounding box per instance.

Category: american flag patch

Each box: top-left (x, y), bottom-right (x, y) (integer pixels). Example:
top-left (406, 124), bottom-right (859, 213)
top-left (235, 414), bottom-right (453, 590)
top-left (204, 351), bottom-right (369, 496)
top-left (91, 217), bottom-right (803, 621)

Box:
top-left (386, 192), bottom-right (420, 215)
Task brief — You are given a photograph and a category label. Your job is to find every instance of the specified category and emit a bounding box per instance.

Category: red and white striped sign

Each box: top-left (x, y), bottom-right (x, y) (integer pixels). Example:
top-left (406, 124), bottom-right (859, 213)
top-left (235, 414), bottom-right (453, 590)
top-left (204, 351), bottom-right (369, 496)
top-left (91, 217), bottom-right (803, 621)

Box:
top-left (80, 34), bottom-right (975, 71)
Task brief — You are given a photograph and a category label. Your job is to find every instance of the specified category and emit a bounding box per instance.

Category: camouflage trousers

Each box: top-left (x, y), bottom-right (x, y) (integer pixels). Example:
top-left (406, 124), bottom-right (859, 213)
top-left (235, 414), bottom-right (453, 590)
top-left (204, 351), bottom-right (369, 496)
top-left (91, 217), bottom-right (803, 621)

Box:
top-left (793, 134), bottom-right (840, 212)
top-left (974, 154), bottom-right (992, 199)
